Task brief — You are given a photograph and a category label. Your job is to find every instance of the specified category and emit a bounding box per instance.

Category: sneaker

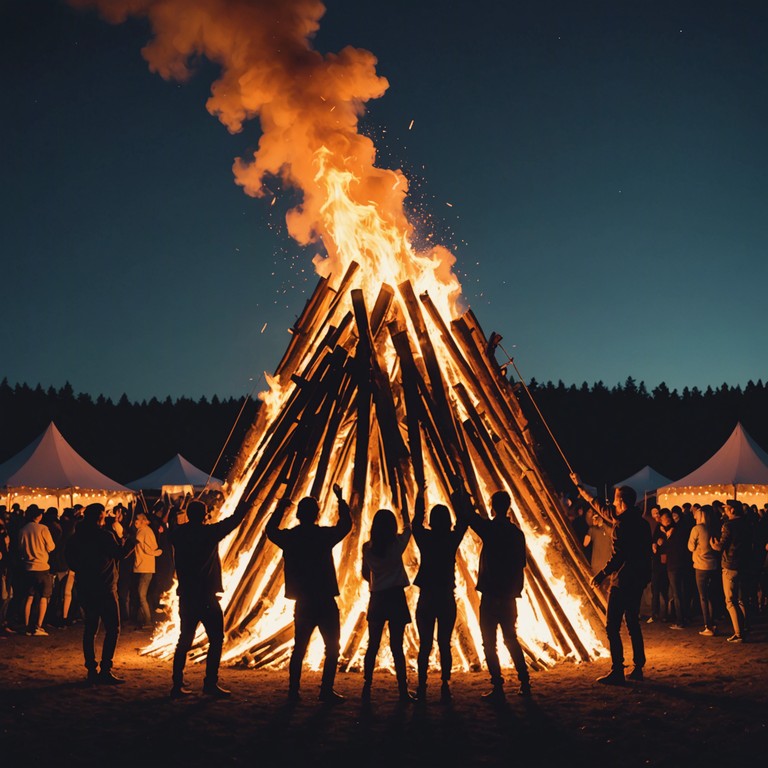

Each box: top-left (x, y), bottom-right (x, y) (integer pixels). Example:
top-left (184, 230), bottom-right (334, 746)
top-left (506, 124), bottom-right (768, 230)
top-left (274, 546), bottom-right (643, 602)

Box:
top-left (627, 667), bottom-right (644, 681)
top-left (482, 685), bottom-right (506, 702)
top-left (518, 681), bottom-right (532, 697)
top-left (318, 688), bottom-right (345, 704)
top-left (31, 627), bottom-right (49, 637)
top-left (440, 681), bottom-right (452, 704)
top-left (596, 671), bottom-right (626, 686)
top-left (99, 670), bottom-right (125, 685)
top-left (726, 634), bottom-right (743, 643)
top-left (645, 616), bottom-right (655, 624)
top-left (669, 624), bottom-right (684, 630)
top-left (170, 685), bottom-right (193, 699)
top-left (203, 683), bottom-right (232, 697)
top-left (699, 628), bottom-right (715, 637)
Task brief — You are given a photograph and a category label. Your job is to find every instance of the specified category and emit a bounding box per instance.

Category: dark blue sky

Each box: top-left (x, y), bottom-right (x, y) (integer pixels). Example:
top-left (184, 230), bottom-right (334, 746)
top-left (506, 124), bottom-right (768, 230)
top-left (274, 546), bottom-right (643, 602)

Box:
top-left (2, 0), bottom-right (766, 401)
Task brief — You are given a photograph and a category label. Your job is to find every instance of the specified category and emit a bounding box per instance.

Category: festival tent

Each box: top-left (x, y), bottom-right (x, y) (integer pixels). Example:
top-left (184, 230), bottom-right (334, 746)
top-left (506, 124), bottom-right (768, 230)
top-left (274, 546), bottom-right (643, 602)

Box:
top-left (657, 422), bottom-right (768, 507)
top-left (614, 465), bottom-right (672, 508)
top-left (0, 422), bottom-right (135, 510)
top-left (126, 453), bottom-right (223, 496)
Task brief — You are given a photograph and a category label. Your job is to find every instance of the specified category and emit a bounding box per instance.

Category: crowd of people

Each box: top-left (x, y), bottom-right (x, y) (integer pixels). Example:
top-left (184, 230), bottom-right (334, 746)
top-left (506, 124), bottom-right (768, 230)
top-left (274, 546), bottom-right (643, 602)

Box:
top-left (566, 494), bottom-right (768, 644)
top-left (3, 478), bottom-right (767, 704)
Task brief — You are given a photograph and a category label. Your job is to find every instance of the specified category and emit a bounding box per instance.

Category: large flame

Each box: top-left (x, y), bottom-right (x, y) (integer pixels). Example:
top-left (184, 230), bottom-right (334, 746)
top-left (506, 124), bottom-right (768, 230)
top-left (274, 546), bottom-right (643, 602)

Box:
top-left (72, 0), bottom-right (606, 672)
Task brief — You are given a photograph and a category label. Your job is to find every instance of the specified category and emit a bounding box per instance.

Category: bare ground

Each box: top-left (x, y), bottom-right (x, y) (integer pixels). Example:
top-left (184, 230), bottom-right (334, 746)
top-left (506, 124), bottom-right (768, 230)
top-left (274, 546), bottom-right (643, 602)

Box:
top-left (2, 616), bottom-right (767, 768)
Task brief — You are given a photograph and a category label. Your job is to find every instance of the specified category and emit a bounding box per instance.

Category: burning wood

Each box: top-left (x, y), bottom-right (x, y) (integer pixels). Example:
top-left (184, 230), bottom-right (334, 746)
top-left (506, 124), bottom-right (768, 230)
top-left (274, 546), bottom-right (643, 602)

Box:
top-left (145, 267), bottom-right (607, 674)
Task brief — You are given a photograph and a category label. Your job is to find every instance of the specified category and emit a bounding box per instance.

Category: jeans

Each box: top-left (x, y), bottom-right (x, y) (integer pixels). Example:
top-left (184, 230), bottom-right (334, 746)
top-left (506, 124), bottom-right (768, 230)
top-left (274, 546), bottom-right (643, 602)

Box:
top-left (133, 572), bottom-right (153, 628)
top-left (416, 591), bottom-right (457, 684)
top-left (721, 568), bottom-right (745, 637)
top-left (667, 567), bottom-right (688, 625)
top-left (290, 596), bottom-right (340, 693)
top-left (694, 569), bottom-right (718, 629)
top-left (81, 590), bottom-right (120, 672)
top-left (605, 583), bottom-right (645, 672)
top-left (172, 595), bottom-right (224, 687)
top-left (479, 594), bottom-right (528, 686)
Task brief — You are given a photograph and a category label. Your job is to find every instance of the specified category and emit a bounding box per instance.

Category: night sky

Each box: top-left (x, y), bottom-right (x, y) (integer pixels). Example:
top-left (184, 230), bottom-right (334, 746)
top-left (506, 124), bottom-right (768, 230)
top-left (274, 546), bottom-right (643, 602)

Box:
top-left (3, 0), bottom-right (767, 402)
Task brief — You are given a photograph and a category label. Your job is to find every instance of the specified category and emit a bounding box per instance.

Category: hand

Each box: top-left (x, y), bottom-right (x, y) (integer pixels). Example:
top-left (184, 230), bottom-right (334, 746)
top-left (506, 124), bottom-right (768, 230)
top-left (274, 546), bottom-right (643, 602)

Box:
top-left (113, 521), bottom-right (124, 538)
top-left (569, 472), bottom-right (582, 488)
top-left (590, 571), bottom-right (605, 588)
top-left (332, 483), bottom-right (343, 501)
top-left (277, 497), bottom-right (292, 510)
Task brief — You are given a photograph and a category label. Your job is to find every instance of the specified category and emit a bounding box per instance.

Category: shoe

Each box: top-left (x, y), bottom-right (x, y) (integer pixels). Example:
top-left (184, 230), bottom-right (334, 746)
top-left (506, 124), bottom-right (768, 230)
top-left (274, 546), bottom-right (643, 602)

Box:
top-left (86, 670), bottom-right (100, 686)
top-left (170, 685), bottom-right (193, 699)
top-left (318, 688), bottom-right (345, 704)
top-left (646, 616), bottom-right (655, 624)
top-left (398, 687), bottom-right (417, 703)
top-left (203, 683), bottom-right (232, 697)
top-left (31, 626), bottom-right (49, 636)
top-left (416, 684), bottom-right (428, 701)
top-left (699, 628), bottom-right (715, 637)
top-left (596, 671), bottom-right (625, 686)
top-left (99, 670), bottom-right (125, 685)
top-left (440, 681), bottom-right (452, 704)
top-left (726, 634), bottom-right (743, 643)
top-left (287, 688), bottom-right (301, 704)
top-left (669, 624), bottom-right (684, 630)
top-left (361, 681), bottom-right (372, 702)
top-left (2, 625), bottom-right (16, 634)
top-left (627, 667), bottom-right (643, 681)
top-left (482, 685), bottom-right (506, 702)
top-left (518, 681), bottom-right (532, 696)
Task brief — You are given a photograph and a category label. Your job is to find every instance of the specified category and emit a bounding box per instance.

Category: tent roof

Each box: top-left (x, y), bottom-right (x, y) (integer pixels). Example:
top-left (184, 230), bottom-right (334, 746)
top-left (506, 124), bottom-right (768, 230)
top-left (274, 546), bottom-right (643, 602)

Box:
top-left (0, 422), bottom-right (131, 492)
top-left (615, 465), bottom-right (672, 496)
top-left (126, 453), bottom-right (222, 491)
top-left (659, 422), bottom-right (768, 491)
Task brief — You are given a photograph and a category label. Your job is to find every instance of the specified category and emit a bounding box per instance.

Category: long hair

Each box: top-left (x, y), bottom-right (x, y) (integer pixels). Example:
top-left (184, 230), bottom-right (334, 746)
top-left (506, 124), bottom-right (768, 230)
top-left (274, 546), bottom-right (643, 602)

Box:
top-left (367, 509), bottom-right (397, 556)
top-left (700, 504), bottom-right (720, 539)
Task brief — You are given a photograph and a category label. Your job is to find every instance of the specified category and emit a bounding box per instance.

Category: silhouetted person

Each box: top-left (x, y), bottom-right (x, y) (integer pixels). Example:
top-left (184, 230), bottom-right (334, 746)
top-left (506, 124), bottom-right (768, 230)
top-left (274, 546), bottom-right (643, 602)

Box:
top-left (572, 477), bottom-right (651, 684)
top-left (66, 503), bottom-right (135, 685)
top-left (266, 484), bottom-right (352, 704)
top-left (460, 489), bottom-right (530, 702)
top-left (412, 488), bottom-right (468, 702)
top-left (362, 502), bottom-right (414, 702)
top-left (169, 497), bottom-right (249, 698)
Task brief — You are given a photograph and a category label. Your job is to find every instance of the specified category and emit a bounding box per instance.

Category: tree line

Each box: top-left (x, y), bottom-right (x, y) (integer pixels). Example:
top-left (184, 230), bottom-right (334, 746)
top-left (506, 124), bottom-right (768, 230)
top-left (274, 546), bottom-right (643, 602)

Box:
top-left (1, 377), bottom-right (767, 493)
top-left (516, 376), bottom-right (768, 493)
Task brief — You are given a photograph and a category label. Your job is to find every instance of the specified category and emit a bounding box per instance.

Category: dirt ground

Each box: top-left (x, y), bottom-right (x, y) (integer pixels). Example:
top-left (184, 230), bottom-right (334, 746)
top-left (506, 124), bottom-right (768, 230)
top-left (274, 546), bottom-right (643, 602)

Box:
top-left (2, 615), bottom-right (767, 768)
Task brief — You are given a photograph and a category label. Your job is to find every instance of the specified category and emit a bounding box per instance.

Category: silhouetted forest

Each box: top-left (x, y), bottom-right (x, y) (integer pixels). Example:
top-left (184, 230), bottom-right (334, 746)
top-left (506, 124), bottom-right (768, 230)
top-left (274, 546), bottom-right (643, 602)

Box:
top-left (517, 376), bottom-right (768, 492)
top-left (1, 377), bottom-right (767, 492)
top-left (0, 379), bottom-right (258, 484)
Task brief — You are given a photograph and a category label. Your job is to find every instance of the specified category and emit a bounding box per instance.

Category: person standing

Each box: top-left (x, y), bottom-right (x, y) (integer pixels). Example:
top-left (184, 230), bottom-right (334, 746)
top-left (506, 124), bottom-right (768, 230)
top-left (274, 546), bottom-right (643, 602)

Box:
top-left (18, 505), bottom-right (55, 636)
top-left (412, 488), bottom-right (468, 703)
top-left (65, 503), bottom-right (136, 684)
top-left (583, 511), bottom-right (613, 585)
top-left (571, 476), bottom-right (651, 684)
top-left (461, 489), bottom-right (530, 701)
top-left (169, 497), bottom-right (249, 698)
top-left (266, 484), bottom-right (352, 703)
top-left (711, 499), bottom-right (752, 643)
top-left (132, 512), bottom-right (162, 630)
top-left (361, 501), bottom-right (414, 702)
top-left (688, 504), bottom-right (721, 636)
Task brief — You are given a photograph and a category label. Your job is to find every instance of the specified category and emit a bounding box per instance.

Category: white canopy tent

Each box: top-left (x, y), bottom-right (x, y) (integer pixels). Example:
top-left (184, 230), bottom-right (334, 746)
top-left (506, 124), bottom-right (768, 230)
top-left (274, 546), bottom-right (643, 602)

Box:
top-left (614, 465), bottom-right (672, 506)
top-left (657, 422), bottom-right (768, 508)
top-left (0, 422), bottom-right (135, 511)
top-left (126, 453), bottom-right (223, 497)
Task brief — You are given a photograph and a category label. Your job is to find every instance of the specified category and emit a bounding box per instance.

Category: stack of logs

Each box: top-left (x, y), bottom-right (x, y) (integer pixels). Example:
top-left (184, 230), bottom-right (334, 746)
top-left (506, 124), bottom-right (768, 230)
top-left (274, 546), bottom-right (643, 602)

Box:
top-left (207, 263), bottom-right (606, 671)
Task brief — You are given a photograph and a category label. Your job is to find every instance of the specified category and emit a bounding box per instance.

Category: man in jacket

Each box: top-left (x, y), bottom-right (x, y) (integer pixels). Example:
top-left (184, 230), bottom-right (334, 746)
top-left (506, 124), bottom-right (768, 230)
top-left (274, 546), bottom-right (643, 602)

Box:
top-left (460, 488), bottom-right (530, 701)
top-left (711, 499), bottom-right (752, 643)
top-left (170, 496), bottom-right (249, 698)
top-left (266, 484), bottom-right (352, 703)
top-left (66, 503), bottom-right (136, 684)
top-left (572, 476), bottom-right (651, 684)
